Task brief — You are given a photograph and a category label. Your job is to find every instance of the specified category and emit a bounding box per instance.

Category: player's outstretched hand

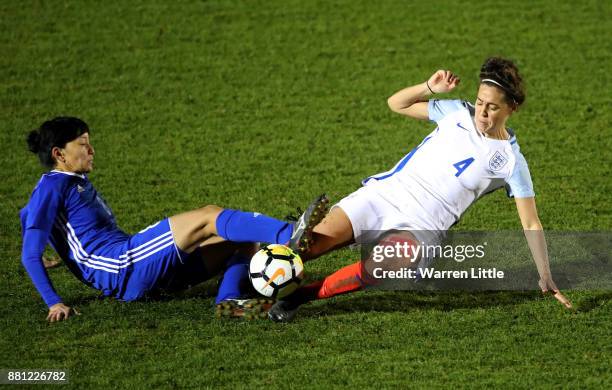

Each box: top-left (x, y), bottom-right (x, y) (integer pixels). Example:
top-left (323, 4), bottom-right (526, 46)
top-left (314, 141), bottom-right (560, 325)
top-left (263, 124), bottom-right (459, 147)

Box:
top-left (427, 70), bottom-right (460, 94)
top-left (47, 303), bottom-right (78, 322)
top-left (539, 278), bottom-right (573, 309)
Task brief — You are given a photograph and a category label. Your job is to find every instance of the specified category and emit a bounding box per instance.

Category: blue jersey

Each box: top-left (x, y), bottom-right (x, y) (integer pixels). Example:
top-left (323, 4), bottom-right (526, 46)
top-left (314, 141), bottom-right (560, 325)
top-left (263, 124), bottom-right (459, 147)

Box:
top-left (20, 171), bottom-right (130, 306)
top-left (20, 170), bottom-right (194, 307)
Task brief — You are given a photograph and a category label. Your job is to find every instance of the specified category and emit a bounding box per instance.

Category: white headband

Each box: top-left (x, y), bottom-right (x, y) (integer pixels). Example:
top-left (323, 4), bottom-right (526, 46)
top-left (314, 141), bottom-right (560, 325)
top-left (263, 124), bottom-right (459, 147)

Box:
top-left (481, 78), bottom-right (505, 88)
top-left (481, 78), bottom-right (518, 104)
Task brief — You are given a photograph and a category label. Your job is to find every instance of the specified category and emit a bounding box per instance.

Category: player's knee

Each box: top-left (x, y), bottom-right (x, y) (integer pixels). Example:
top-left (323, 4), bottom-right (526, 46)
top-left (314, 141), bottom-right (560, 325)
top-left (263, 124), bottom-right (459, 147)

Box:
top-left (197, 204), bottom-right (223, 218)
top-left (376, 231), bottom-right (420, 268)
top-left (196, 204), bottom-right (223, 233)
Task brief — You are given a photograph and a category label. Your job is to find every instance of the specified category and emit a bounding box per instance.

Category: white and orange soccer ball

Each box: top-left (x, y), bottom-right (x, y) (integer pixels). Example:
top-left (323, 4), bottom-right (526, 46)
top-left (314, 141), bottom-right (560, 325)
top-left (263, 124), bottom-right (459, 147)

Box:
top-left (249, 244), bottom-right (304, 298)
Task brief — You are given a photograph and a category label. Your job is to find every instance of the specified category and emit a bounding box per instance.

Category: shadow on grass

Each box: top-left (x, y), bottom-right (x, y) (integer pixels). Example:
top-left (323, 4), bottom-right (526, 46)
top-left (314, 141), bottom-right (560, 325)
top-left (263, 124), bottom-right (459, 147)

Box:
top-left (293, 270), bottom-right (543, 317)
top-left (297, 290), bottom-right (542, 319)
top-left (65, 275), bottom-right (610, 321)
top-left (298, 289), bottom-right (611, 319)
top-left (69, 294), bottom-right (113, 306)
top-left (65, 280), bottom-right (220, 307)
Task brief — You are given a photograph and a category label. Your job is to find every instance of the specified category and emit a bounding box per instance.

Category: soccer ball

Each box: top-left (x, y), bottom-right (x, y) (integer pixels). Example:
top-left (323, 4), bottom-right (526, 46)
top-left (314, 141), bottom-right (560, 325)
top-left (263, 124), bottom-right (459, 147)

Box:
top-left (249, 244), bottom-right (304, 298)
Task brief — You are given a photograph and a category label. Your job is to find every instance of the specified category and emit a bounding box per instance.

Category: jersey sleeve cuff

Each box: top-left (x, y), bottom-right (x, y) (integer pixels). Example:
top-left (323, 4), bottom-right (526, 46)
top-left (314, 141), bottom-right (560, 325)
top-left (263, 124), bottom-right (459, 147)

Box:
top-left (45, 296), bottom-right (63, 308)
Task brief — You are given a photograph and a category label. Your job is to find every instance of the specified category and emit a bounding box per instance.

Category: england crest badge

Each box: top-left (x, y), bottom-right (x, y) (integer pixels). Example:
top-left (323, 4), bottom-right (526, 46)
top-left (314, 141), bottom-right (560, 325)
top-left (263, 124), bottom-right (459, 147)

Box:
top-left (489, 151), bottom-right (508, 171)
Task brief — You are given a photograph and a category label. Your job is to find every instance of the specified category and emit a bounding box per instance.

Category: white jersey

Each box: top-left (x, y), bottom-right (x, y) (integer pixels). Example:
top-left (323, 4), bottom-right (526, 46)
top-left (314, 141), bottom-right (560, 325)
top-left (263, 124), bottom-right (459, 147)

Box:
top-left (361, 99), bottom-right (535, 232)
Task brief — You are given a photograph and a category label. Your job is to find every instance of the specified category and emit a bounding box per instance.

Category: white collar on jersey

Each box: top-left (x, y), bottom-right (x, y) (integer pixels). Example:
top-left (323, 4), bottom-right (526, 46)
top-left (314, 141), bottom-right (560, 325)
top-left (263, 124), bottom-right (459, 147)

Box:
top-left (50, 169), bottom-right (86, 179)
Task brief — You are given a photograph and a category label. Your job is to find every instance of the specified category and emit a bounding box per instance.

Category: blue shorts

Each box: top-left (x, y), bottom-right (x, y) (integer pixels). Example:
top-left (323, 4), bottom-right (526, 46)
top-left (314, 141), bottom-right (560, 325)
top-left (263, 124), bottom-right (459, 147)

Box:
top-left (116, 219), bottom-right (212, 301)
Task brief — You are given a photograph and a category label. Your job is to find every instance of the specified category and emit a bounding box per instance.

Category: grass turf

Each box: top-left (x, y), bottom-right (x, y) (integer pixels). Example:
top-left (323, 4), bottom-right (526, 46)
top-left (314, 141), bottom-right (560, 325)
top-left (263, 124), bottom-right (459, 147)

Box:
top-left (1, 0), bottom-right (611, 387)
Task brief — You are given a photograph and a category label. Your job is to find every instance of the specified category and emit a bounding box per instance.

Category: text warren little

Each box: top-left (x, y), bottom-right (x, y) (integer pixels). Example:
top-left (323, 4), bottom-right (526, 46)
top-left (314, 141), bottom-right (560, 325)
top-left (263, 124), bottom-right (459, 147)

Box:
top-left (373, 267), bottom-right (505, 279)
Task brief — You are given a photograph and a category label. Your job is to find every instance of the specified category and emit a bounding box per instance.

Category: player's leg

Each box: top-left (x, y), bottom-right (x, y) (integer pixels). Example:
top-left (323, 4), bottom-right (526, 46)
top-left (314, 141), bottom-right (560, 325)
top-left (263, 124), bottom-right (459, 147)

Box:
top-left (165, 239), bottom-right (273, 318)
top-left (300, 206), bottom-right (355, 261)
top-left (269, 231), bottom-right (421, 322)
top-left (208, 242), bottom-right (273, 318)
top-left (167, 240), bottom-right (256, 288)
top-left (118, 217), bottom-right (259, 309)
top-left (169, 204), bottom-right (292, 253)
top-left (298, 185), bottom-right (385, 261)
top-left (268, 261), bottom-right (367, 322)
top-left (168, 194), bottom-right (329, 255)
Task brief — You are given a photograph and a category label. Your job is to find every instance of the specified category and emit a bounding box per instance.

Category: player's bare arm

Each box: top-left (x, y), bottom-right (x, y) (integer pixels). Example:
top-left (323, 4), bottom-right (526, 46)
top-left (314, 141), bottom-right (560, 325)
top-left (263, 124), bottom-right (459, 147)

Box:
top-left (515, 197), bottom-right (573, 309)
top-left (387, 69), bottom-right (460, 119)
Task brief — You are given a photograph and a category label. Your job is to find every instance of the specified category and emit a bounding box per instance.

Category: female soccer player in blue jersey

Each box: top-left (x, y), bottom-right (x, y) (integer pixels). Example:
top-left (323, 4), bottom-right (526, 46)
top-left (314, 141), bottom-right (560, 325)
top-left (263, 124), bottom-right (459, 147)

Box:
top-left (21, 118), bottom-right (328, 321)
top-left (267, 57), bottom-right (573, 322)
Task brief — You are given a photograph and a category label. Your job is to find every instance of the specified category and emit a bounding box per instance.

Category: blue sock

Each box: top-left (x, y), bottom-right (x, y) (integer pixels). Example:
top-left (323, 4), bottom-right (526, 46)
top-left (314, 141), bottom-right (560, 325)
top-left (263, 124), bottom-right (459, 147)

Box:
top-left (215, 255), bottom-right (251, 304)
top-left (215, 209), bottom-right (293, 244)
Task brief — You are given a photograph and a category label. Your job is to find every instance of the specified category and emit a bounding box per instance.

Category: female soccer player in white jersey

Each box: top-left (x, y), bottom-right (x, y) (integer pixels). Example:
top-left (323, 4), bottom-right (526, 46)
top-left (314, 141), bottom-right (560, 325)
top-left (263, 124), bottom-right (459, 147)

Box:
top-left (268, 57), bottom-right (573, 322)
top-left (21, 117), bottom-right (329, 321)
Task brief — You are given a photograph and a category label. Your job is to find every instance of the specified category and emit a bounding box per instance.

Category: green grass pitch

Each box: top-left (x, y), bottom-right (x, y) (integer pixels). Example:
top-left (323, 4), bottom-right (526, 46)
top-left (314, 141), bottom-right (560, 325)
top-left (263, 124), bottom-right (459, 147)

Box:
top-left (1, 0), bottom-right (610, 387)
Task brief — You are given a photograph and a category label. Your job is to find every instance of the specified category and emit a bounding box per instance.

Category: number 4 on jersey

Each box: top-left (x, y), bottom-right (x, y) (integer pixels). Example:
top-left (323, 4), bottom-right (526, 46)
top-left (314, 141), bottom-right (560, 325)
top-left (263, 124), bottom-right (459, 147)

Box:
top-left (453, 157), bottom-right (475, 177)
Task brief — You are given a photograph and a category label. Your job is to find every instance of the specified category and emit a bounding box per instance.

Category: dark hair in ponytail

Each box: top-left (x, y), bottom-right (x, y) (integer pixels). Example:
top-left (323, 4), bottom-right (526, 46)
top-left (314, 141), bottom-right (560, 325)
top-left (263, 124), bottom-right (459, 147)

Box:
top-left (479, 57), bottom-right (526, 108)
top-left (27, 117), bottom-right (89, 169)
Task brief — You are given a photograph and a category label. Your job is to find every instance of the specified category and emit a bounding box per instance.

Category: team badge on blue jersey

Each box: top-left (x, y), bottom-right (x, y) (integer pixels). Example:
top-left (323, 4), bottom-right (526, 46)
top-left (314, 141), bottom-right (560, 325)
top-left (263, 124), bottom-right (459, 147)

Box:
top-left (489, 151), bottom-right (508, 171)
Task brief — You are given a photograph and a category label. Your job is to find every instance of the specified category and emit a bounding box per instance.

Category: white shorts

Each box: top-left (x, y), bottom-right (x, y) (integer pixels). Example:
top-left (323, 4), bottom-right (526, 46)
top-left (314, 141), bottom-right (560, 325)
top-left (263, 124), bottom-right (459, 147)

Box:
top-left (335, 185), bottom-right (422, 243)
top-left (335, 185), bottom-right (442, 270)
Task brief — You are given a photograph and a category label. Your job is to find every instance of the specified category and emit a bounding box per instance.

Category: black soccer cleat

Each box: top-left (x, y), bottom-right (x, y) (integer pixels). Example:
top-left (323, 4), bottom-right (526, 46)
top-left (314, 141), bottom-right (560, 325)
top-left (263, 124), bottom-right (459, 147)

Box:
top-left (215, 298), bottom-right (275, 320)
top-left (288, 194), bottom-right (329, 254)
top-left (267, 299), bottom-right (302, 323)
